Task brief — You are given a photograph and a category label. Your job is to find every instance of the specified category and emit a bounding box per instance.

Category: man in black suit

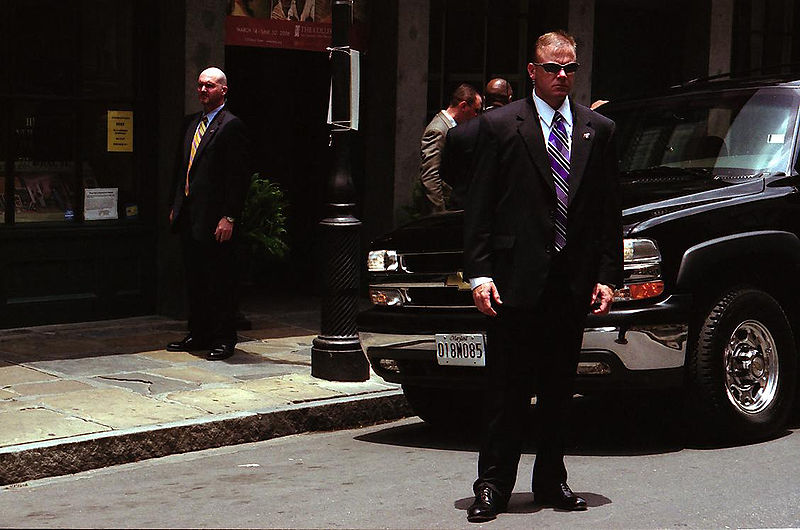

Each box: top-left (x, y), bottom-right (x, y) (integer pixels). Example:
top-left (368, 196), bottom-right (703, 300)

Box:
top-left (442, 78), bottom-right (513, 210)
top-left (167, 67), bottom-right (251, 361)
top-left (464, 31), bottom-right (622, 522)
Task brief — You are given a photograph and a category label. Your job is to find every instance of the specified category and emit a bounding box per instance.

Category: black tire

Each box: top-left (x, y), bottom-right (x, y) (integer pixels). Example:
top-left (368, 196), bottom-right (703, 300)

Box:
top-left (401, 384), bottom-right (480, 430)
top-left (687, 288), bottom-right (797, 442)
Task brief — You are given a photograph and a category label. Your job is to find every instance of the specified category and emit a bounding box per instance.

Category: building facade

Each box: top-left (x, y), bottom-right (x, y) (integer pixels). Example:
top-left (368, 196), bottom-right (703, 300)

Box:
top-left (0, 0), bottom-right (797, 328)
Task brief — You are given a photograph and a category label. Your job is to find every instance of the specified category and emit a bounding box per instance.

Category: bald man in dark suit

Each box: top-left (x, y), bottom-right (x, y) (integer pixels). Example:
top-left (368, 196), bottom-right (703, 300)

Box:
top-left (167, 67), bottom-right (251, 361)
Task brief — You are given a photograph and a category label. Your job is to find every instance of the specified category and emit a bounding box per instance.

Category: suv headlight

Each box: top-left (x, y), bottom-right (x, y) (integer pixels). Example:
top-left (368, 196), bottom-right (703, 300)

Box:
top-left (369, 287), bottom-right (405, 306)
top-left (614, 238), bottom-right (664, 302)
top-left (367, 250), bottom-right (399, 272)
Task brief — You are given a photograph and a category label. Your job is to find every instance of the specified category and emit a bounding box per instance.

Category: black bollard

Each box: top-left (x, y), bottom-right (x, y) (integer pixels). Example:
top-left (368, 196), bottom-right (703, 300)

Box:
top-left (311, 0), bottom-right (369, 382)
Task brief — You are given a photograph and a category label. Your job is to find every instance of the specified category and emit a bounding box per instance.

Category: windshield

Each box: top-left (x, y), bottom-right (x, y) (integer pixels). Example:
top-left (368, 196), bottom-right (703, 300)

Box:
top-left (602, 87), bottom-right (800, 178)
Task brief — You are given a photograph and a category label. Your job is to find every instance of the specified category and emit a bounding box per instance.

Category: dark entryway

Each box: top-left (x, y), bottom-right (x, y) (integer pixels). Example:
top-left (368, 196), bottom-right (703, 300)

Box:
top-left (225, 46), bottom-right (332, 293)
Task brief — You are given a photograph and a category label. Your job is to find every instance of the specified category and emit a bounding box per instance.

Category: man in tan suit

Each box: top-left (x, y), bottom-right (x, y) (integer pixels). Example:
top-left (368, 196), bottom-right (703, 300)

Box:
top-left (418, 83), bottom-right (482, 214)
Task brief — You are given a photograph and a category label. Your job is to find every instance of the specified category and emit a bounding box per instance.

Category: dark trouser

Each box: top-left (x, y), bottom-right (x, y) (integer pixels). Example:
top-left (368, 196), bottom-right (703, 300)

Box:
top-left (178, 209), bottom-right (238, 347)
top-left (474, 265), bottom-right (587, 501)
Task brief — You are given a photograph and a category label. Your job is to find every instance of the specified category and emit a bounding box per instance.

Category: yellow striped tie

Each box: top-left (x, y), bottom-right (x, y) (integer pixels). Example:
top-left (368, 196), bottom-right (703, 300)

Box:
top-left (185, 116), bottom-right (208, 196)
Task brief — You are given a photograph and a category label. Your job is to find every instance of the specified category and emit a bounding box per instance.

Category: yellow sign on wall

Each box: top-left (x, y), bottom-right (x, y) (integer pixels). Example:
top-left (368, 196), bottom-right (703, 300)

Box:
top-left (107, 110), bottom-right (133, 152)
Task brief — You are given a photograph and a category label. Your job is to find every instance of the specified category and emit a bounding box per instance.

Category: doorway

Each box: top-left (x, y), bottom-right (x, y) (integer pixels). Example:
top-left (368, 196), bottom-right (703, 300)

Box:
top-left (225, 46), bottom-right (332, 293)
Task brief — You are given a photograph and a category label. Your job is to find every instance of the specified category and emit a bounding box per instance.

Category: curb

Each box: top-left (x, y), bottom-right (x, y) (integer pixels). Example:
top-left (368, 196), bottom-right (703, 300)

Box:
top-left (0, 390), bottom-right (411, 486)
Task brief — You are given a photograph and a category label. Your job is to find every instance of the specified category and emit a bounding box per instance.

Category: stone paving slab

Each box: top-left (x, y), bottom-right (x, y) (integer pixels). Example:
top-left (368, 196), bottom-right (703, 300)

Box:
top-left (139, 350), bottom-right (203, 363)
top-left (8, 380), bottom-right (93, 397)
top-left (149, 366), bottom-right (239, 384)
top-left (0, 306), bottom-right (411, 486)
top-left (90, 372), bottom-right (201, 396)
top-left (240, 374), bottom-right (344, 401)
top-left (27, 354), bottom-right (172, 378)
top-left (38, 388), bottom-right (206, 429)
top-left (236, 341), bottom-right (313, 365)
top-left (0, 408), bottom-right (109, 446)
top-left (0, 338), bottom-right (110, 358)
top-left (0, 400), bottom-right (29, 413)
top-left (167, 386), bottom-right (292, 414)
top-left (240, 326), bottom-right (316, 340)
top-left (0, 363), bottom-right (59, 385)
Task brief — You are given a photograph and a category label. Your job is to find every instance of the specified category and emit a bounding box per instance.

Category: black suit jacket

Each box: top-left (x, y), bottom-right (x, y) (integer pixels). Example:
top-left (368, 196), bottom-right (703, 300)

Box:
top-left (464, 97), bottom-right (623, 309)
top-left (170, 108), bottom-right (251, 241)
top-left (442, 116), bottom-right (480, 210)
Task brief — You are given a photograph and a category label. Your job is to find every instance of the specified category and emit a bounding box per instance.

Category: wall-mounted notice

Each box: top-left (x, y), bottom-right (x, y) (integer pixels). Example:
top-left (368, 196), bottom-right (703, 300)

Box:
top-left (84, 188), bottom-right (119, 220)
top-left (107, 110), bottom-right (133, 152)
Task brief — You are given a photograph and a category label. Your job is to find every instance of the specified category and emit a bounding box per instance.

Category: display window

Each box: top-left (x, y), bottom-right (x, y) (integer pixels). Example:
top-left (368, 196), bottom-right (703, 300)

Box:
top-left (0, 0), bottom-right (142, 225)
top-left (11, 104), bottom-right (77, 223)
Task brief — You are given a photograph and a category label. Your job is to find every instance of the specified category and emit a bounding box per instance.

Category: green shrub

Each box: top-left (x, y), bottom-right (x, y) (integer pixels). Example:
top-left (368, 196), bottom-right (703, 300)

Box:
top-left (240, 173), bottom-right (289, 263)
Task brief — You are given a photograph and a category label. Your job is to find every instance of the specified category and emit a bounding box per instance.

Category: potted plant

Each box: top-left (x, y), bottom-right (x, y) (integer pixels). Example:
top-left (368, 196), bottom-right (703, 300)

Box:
top-left (239, 173), bottom-right (289, 284)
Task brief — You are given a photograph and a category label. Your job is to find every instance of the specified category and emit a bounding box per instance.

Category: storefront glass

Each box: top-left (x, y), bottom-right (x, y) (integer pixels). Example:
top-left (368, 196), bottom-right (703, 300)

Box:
top-left (2, 0), bottom-right (138, 224)
top-left (80, 103), bottom-right (137, 219)
top-left (12, 104), bottom-right (77, 223)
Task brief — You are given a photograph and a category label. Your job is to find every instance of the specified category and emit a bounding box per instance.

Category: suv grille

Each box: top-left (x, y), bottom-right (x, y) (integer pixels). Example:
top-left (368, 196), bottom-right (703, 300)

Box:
top-left (371, 251), bottom-right (473, 309)
top-left (400, 252), bottom-right (462, 274)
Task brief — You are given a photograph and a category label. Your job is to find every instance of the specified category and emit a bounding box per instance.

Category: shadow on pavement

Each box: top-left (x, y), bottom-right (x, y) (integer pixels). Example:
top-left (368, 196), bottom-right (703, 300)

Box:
top-left (357, 390), bottom-right (793, 456)
top-left (0, 289), bottom-right (324, 363)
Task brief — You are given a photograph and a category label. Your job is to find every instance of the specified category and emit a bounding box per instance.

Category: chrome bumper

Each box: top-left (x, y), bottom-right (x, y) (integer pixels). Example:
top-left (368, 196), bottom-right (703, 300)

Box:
top-left (360, 323), bottom-right (687, 371)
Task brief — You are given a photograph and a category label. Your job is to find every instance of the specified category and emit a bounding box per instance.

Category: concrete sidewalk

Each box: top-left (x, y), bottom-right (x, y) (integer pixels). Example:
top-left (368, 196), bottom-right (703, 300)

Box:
top-left (0, 303), bottom-right (409, 486)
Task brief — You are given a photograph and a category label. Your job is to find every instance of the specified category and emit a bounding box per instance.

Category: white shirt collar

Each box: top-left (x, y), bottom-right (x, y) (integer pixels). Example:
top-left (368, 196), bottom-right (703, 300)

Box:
top-left (532, 89), bottom-right (572, 128)
top-left (441, 109), bottom-right (457, 128)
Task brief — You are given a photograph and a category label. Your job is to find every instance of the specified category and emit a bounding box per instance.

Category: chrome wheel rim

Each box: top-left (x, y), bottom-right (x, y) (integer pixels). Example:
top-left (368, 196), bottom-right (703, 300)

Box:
top-left (724, 320), bottom-right (779, 414)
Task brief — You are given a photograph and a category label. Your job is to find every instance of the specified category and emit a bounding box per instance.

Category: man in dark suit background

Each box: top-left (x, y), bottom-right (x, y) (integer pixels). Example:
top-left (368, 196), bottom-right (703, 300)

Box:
top-left (464, 31), bottom-right (622, 522)
top-left (167, 67), bottom-right (251, 361)
top-left (442, 78), bottom-right (513, 210)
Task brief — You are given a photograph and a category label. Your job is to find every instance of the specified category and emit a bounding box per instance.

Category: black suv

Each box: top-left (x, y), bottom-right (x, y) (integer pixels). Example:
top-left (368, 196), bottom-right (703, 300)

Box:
top-left (358, 75), bottom-right (800, 441)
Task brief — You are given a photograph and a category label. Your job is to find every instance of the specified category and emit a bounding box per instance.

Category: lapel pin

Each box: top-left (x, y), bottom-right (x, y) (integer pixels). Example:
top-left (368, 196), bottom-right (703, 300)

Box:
top-left (583, 132), bottom-right (591, 140)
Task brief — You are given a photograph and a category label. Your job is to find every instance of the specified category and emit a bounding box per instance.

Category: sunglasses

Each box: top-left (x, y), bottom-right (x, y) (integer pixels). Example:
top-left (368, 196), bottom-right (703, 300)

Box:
top-left (534, 62), bottom-right (580, 74)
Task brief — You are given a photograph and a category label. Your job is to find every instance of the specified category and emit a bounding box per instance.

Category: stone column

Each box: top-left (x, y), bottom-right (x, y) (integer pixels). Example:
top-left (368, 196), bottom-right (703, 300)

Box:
top-left (709, 0), bottom-right (734, 76)
top-left (393, 0), bottom-right (430, 224)
top-left (568, 0), bottom-right (595, 107)
top-left (184, 1), bottom-right (227, 113)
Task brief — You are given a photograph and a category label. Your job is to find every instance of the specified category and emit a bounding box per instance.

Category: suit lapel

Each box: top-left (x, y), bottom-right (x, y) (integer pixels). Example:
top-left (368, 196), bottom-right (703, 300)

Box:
top-left (517, 98), bottom-right (555, 192)
top-left (191, 109), bottom-right (225, 166)
top-left (567, 105), bottom-right (595, 205)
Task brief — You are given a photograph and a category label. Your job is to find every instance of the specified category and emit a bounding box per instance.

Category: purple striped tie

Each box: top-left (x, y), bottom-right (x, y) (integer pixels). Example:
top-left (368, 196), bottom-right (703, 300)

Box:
top-left (547, 111), bottom-right (570, 251)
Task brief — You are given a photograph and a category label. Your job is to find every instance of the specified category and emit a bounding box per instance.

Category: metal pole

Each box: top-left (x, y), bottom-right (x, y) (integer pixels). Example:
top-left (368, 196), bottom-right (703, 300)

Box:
top-left (311, 0), bottom-right (369, 382)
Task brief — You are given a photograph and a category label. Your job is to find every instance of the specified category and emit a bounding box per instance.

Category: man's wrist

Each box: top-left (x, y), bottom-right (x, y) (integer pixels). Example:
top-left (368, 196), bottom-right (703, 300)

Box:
top-left (224, 216), bottom-right (235, 223)
top-left (469, 277), bottom-right (493, 290)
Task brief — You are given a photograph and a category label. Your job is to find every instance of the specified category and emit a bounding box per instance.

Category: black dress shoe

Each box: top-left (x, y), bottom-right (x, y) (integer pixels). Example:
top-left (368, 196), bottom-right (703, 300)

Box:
top-left (534, 483), bottom-right (587, 511)
top-left (207, 343), bottom-right (235, 360)
top-left (467, 486), bottom-right (506, 523)
top-left (166, 334), bottom-right (210, 352)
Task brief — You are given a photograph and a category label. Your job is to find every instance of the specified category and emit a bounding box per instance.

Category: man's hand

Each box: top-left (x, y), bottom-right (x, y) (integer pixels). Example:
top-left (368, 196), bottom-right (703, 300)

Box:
top-left (169, 209), bottom-right (174, 223)
top-left (473, 281), bottom-right (502, 317)
top-left (591, 283), bottom-right (614, 315)
top-left (214, 217), bottom-right (234, 243)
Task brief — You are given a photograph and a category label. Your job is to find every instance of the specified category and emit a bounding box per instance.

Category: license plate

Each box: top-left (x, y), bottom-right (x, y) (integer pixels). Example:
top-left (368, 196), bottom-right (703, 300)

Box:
top-left (435, 333), bottom-right (486, 367)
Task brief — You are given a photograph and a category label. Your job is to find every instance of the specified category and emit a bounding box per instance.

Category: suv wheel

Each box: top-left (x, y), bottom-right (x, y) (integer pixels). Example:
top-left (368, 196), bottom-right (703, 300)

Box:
top-left (401, 384), bottom-right (480, 429)
top-left (688, 288), bottom-right (797, 441)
